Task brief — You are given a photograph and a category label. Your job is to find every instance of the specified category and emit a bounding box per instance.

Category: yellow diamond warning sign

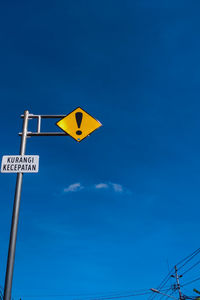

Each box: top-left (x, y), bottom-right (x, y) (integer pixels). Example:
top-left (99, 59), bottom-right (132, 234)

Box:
top-left (56, 107), bottom-right (102, 142)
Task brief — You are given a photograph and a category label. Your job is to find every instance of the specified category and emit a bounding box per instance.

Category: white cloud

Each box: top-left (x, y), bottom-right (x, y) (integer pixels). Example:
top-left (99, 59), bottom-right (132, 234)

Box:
top-left (63, 182), bottom-right (125, 194)
top-left (95, 183), bottom-right (109, 189)
top-left (64, 183), bottom-right (83, 192)
top-left (111, 183), bottom-right (123, 193)
top-left (94, 182), bottom-right (124, 193)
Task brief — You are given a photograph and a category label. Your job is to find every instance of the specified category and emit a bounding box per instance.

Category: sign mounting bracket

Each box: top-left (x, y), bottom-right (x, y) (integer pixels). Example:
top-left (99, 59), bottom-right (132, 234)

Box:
top-left (19, 114), bottom-right (69, 137)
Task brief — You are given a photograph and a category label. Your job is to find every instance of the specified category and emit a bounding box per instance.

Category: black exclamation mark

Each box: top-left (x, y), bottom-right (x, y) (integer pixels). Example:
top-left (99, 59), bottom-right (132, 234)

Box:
top-left (76, 112), bottom-right (83, 135)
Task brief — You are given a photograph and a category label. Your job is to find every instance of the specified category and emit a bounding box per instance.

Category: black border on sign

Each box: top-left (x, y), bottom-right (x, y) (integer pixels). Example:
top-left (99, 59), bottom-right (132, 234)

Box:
top-left (55, 107), bottom-right (102, 143)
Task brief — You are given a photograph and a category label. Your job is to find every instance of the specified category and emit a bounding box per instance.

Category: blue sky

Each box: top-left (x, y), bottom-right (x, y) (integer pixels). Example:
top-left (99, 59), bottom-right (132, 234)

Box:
top-left (1, 0), bottom-right (200, 299)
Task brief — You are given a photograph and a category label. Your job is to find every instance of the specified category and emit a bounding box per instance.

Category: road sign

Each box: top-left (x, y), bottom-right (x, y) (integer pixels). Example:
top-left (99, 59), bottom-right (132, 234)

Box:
top-left (1, 155), bottom-right (39, 173)
top-left (3, 110), bottom-right (102, 300)
top-left (56, 107), bottom-right (102, 142)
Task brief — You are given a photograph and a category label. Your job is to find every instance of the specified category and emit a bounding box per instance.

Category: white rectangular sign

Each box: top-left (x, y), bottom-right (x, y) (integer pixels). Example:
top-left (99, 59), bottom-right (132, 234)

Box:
top-left (1, 155), bottom-right (39, 173)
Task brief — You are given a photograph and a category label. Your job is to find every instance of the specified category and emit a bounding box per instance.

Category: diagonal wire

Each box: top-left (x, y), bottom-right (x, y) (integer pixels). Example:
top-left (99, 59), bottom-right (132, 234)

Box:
top-left (158, 288), bottom-right (173, 300)
top-left (148, 269), bottom-right (174, 300)
top-left (176, 248), bottom-right (200, 267)
top-left (181, 259), bottom-right (200, 276)
top-left (13, 289), bottom-right (153, 300)
top-left (88, 291), bottom-right (151, 300)
top-left (177, 248), bottom-right (200, 271)
top-left (181, 276), bottom-right (200, 287)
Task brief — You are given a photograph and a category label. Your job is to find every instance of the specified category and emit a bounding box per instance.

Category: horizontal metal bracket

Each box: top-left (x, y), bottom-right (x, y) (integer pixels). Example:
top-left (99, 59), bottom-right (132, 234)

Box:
top-left (21, 114), bottom-right (66, 119)
top-left (19, 113), bottom-right (68, 137)
top-left (19, 132), bottom-right (68, 137)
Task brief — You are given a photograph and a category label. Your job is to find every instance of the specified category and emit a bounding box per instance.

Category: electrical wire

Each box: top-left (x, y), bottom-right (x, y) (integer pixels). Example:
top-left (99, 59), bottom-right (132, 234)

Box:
top-left (181, 259), bottom-right (200, 276)
top-left (14, 288), bottom-right (172, 300)
top-left (13, 291), bottom-right (152, 300)
top-left (88, 291), bottom-right (151, 300)
top-left (15, 286), bottom-right (176, 299)
top-left (181, 276), bottom-right (200, 287)
top-left (177, 248), bottom-right (200, 271)
top-left (181, 286), bottom-right (196, 299)
top-left (158, 288), bottom-right (172, 300)
top-left (86, 288), bottom-right (172, 300)
top-left (165, 289), bottom-right (178, 300)
top-left (148, 278), bottom-right (172, 300)
top-left (13, 289), bottom-right (154, 299)
top-left (148, 269), bottom-right (174, 300)
top-left (176, 248), bottom-right (200, 267)
top-left (103, 288), bottom-right (172, 300)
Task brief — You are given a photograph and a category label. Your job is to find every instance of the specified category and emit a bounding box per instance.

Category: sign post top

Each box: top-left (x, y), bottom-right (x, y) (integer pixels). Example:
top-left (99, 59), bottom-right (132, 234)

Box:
top-left (56, 107), bottom-right (102, 142)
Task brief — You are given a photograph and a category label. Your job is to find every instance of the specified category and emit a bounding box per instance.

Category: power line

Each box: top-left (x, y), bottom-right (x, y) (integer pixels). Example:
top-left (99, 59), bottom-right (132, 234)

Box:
top-left (90, 288), bottom-right (173, 300)
top-left (176, 248), bottom-right (200, 267)
top-left (177, 248), bottom-right (200, 271)
top-left (16, 288), bottom-right (174, 300)
top-left (148, 269), bottom-right (174, 300)
top-left (13, 291), bottom-right (152, 300)
top-left (89, 291), bottom-right (151, 300)
top-left (181, 259), bottom-right (200, 276)
top-left (13, 289), bottom-right (152, 299)
top-left (181, 276), bottom-right (200, 287)
top-left (158, 288), bottom-right (173, 300)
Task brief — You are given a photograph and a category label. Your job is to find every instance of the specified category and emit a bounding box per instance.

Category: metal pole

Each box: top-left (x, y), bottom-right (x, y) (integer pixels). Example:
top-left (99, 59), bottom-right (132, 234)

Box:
top-left (3, 110), bottom-right (29, 300)
top-left (175, 266), bottom-right (183, 300)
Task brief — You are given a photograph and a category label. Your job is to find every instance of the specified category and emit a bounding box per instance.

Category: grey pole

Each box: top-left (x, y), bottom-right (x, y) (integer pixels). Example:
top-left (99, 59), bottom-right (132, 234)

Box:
top-left (175, 266), bottom-right (183, 300)
top-left (3, 110), bottom-right (29, 300)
